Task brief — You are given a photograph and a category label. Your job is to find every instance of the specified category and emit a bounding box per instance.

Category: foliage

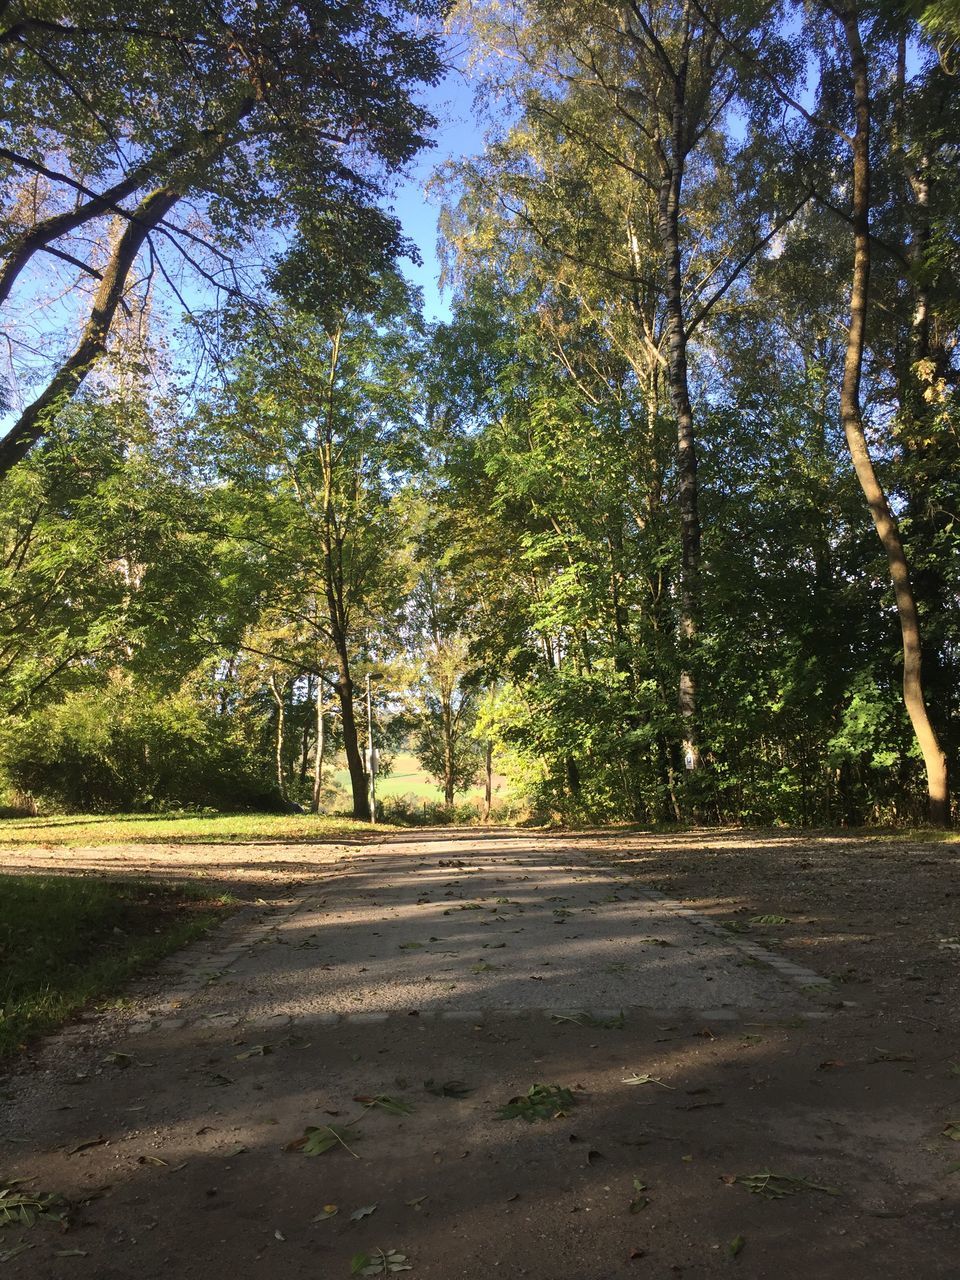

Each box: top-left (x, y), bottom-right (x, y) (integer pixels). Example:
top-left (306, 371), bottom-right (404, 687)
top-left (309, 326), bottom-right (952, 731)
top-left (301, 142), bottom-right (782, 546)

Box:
top-left (0, 0), bottom-right (957, 828)
top-left (0, 681), bottom-right (275, 811)
top-left (0, 0), bottom-right (448, 468)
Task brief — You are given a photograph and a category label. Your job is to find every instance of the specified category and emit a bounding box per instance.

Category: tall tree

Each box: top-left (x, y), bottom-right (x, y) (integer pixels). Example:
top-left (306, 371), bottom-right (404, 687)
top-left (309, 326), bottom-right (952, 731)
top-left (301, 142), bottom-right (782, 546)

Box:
top-left (195, 285), bottom-right (423, 820)
top-left (824, 1), bottom-right (948, 823)
top-left (449, 0), bottom-right (805, 803)
top-left (0, 0), bottom-right (445, 475)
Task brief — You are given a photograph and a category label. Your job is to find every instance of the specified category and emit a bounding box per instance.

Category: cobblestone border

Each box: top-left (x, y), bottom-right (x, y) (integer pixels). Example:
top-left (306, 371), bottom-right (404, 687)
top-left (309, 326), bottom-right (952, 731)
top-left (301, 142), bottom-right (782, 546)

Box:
top-left (572, 848), bottom-right (838, 999)
top-left (120, 893), bottom-right (313, 1032)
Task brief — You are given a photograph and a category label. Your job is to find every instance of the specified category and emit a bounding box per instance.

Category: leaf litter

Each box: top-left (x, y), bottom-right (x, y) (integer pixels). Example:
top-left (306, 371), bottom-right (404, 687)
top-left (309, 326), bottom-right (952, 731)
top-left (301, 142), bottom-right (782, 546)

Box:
top-left (351, 1248), bottom-right (412, 1275)
top-left (497, 1084), bottom-right (577, 1122)
top-left (724, 1171), bottom-right (840, 1199)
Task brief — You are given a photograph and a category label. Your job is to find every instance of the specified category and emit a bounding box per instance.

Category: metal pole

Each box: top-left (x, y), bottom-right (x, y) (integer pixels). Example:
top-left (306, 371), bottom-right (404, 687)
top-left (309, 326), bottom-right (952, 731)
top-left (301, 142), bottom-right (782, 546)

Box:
top-left (366, 673), bottom-right (376, 824)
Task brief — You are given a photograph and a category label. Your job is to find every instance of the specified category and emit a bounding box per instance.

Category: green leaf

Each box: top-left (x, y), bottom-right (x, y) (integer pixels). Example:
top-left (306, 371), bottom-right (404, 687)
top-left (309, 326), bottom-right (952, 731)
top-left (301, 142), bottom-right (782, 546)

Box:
top-left (497, 1083), bottom-right (576, 1122)
top-left (102, 1050), bottom-right (133, 1068)
top-left (295, 1124), bottom-right (361, 1158)
top-left (354, 1094), bottom-right (414, 1116)
top-left (351, 1249), bottom-right (412, 1275)
top-left (729, 1171), bottom-right (840, 1199)
top-left (628, 1185), bottom-right (650, 1213)
top-left (235, 1044), bottom-right (272, 1060)
top-left (0, 1180), bottom-right (67, 1228)
top-left (729, 1235), bottom-right (746, 1258)
top-left (0, 1243), bottom-right (34, 1262)
top-left (350, 1204), bottom-right (378, 1222)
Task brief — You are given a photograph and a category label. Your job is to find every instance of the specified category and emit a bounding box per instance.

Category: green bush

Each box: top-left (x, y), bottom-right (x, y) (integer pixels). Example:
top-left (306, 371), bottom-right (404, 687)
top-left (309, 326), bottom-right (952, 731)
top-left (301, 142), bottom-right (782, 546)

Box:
top-left (0, 683), bottom-right (278, 812)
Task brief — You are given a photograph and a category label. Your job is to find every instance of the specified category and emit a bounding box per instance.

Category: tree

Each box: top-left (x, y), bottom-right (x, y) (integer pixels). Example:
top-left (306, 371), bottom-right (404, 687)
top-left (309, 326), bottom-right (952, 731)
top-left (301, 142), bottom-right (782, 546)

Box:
top-left (823, 1), bottom-right (948, 824)
top-left (0, 0), bottom-right (446, 475)
top-left (402, 518), bottom-right (484, 808)
top-left (447, 0), bottom-right (807, 806)
top-left (195, 285), bottom-right (423, 820)
top-left (0, 396), bottom-right (235, 713)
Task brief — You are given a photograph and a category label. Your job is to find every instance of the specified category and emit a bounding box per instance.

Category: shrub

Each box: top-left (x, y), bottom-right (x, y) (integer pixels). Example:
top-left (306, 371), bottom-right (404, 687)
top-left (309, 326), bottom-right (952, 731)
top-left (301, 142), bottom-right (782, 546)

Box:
top-left (0, 683), bottom-right (278, 812)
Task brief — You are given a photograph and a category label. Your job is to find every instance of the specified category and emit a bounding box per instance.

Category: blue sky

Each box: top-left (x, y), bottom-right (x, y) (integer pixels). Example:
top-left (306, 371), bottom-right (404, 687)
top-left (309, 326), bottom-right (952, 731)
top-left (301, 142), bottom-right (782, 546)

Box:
top-left (390, 64), bottom-right (483, 323)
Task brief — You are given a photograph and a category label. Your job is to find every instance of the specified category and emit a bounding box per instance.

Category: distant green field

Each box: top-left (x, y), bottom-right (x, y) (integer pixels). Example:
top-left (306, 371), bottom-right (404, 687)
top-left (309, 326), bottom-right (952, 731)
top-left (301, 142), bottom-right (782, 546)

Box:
top-left (330, 750), bottom-right (508, 811)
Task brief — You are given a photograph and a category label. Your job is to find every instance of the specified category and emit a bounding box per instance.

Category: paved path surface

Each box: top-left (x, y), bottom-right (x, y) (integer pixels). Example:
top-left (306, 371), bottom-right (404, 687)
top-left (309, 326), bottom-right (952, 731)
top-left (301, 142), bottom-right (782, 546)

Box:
top-left (2, 830), bottom-right (953, 1280)
top-left (136, 829), bottom-right (824, 1032)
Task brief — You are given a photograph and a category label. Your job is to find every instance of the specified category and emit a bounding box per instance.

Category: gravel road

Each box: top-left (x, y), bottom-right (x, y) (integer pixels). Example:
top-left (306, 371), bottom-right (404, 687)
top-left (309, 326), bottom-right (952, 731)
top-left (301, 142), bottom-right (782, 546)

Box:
top-left (2, 829), bottom-right (954, 1280)
top-left (171, 829), bottom-right (811, 1024)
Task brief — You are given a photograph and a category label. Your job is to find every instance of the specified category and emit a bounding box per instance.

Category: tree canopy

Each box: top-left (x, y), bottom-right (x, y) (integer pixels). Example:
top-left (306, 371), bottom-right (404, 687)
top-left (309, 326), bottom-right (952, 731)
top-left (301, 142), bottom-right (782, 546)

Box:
top-left (0, 0), bottom-right (957, 827)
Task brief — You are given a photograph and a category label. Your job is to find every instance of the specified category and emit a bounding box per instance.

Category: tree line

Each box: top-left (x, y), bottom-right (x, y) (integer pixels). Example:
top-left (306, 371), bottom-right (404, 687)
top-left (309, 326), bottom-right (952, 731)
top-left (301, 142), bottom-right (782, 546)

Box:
top-left (0, 0), bottom-right (957, 826)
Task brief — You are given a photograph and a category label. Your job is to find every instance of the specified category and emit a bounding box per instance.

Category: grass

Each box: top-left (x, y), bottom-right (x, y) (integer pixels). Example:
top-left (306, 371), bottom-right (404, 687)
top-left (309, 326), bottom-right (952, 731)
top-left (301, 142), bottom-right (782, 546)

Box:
top-left (0, 811), bottom-right (396, 848)
top-left (333, 750), bottom-right (510, 809)
top-left (0, 874), bottom-right (236, 1058)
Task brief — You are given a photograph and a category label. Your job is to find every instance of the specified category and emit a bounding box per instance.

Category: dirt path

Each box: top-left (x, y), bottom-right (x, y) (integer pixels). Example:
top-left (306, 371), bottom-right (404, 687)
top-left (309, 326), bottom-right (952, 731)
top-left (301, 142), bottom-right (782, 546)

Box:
top-left (1, 829), bottom-right (957, 1278)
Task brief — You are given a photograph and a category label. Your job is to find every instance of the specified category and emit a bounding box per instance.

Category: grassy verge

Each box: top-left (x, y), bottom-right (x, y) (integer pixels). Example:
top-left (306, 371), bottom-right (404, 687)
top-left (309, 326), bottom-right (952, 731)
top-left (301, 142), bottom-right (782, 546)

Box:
top-left (0, 811), bottom-right (397, 848)
top-left (0, 875), bottom-right (235, 1059)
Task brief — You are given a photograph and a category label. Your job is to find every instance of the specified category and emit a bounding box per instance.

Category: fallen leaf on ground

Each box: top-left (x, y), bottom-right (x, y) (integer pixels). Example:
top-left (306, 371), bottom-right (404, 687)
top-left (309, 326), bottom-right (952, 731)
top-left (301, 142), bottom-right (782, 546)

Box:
top-left (0, 1181), bottom-right (68, 1229)
top-left (288, 1124), bottom-right (361, 1158)
top-left (0, 1244), bottom-right (35, 1262)
top-left (629, 1176), bottom-right (649, 1213)
top-left (623, 1073), bottom-right (674, 1090)
top-left (66, 1137), bottom-right (106, 1155)
top-left (102, 1051), bottom-right (133, 1068)
top-left (350, 1204), bottom-right (377, 1222)
top-left (351, 1248), bottom-right (412, 1275)
top-left (235, 1044), bottom-right (272, 1060)
top-left (497, 1083), bottom-right (576, 1121)
top-left (726, 1171), bottom-right (840, 1199)
top-left (354, 1095), bottom-right (414, 1117)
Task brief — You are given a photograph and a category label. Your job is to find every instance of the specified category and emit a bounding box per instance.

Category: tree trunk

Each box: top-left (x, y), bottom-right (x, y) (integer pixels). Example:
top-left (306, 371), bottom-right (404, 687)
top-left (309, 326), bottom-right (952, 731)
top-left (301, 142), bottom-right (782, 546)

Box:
top-left (483, 739), bottom-right (493, 822)
top-left (268, 673), bottom-right (288, 805)
top-left (0, 184), bottom-right (180, 479)
top-left (311, 679), bottom-right (325, 814)
top-left (442, 696), bottom-right (455, 809)
top-left (334, 650), bottom-right (370, 822)
top-left (299, 675), bottom-right (313, 785)
top-left (565, 754), bottom-right (581, 798)
top-left (836, 6), bottom-right (949, 827)
top-left (659, 157), bottom-right (703, 780)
